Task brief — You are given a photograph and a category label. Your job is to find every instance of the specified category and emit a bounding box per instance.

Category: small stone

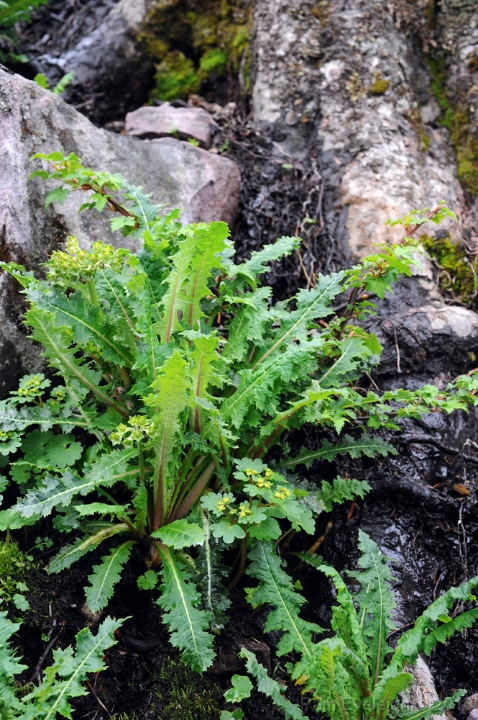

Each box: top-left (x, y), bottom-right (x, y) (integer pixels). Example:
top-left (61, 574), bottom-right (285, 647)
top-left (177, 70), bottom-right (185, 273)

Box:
top-left (467, 709), bottom-right (478, 720)
top-left (464, 695), bottom-right (478, 714)
top-left (285, 109), bottom-right (299, 125)
top-left (125, 104), bottom-right (213, 148)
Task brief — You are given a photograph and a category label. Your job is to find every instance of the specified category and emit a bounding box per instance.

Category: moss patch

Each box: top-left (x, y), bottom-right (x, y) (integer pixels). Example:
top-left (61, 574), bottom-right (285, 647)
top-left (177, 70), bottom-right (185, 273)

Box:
top-left (111, 657), bottom-right (223, 720)
top-left (0, 540), bottom-right (35, 616)
top-left (368, 72), bottom-right (390, 96)
top-left (139, 0), bottom-right (252, 102)
top-left (422, 234), bottom-right (477, 305)
top-left (428, 56), bottom-right (478, 196)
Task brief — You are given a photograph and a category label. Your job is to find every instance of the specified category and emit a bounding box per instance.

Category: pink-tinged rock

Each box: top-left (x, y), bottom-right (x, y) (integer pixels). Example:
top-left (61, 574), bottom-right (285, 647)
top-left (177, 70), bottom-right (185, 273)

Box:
top-left (125, 104), bottom-right (213, 148)
top-left (465, 696), bottom-right (478, 714)
top-left (150, 138), bottom-right (240, 226)
top-left (467, 710), bottom-right (478, 720)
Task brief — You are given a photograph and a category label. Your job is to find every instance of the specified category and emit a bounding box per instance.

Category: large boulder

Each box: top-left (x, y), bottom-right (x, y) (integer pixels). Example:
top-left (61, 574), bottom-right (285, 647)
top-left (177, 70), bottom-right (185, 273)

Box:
top-left (0, 66), bottom-right (241, 396)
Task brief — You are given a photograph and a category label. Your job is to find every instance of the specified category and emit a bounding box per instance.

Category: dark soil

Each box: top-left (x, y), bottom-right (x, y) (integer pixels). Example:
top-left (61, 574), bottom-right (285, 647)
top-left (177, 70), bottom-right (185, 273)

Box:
top-left (5, 3), bottom-right (478, 718)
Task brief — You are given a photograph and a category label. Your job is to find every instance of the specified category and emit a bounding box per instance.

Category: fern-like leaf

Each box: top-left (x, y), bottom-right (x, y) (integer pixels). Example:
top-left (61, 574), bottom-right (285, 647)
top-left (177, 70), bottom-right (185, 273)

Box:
top-left (157, 544), bottom-right (215, 672)
top-left (84, 541), bottom-right (135, 613)
top-left (346, 531), bottom-right (396, 687)
top-left (397, 690), bottom-right (466, 720)
top-left (0, 612), bottom-right (27, 717)
top-left (21, 616), bottom-right (123, 720)
top-left (239, 648), bottom-right (307, 720)
top-left (283, 433), bottom-right (396, 468)
top-left (246, 541), bottom-right (322, 657)
top-left (48, 523), bottom-right (131, 573)
top-left (26, 308), bottom-right (129, 418)
top-left (15, 448), bottom-right (137, 518)
top-left (145, 350), bottom-right (190, 521)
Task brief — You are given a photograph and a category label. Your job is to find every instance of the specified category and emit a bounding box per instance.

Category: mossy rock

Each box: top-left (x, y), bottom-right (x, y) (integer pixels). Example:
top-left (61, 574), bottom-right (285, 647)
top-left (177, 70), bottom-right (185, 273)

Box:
top-left (422, 234), bottom-right (477, 304)
top-left (139, 0), bottom-right (251, 101)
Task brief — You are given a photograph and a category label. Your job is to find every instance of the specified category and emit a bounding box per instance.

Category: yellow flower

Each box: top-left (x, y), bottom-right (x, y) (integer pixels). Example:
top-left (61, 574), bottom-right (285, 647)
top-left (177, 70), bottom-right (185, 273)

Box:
top-left (238, 503), bottom-right (251, 518)
top-left (264, 468), bottom-right (272, 478)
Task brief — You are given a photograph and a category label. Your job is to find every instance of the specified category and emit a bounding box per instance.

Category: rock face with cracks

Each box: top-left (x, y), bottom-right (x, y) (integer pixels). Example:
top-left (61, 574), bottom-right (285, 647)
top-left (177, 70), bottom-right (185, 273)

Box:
top-left (252, 0), bottom-right (463, 257)
top-left (0, 66), bottom-right (240, 396)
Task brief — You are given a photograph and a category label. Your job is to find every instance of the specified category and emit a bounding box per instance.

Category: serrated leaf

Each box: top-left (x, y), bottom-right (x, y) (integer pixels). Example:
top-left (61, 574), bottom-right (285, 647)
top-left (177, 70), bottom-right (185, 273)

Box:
top-left (48, 523), bottom-right (130, 573)
top-left (22, 616), bottom-right (123, 720)
top-left (246, 542), bottom-right (322, 657)
top-left (15, 448), bottom-right (137, 518)
top-left (152, 519), bottom-right (204, 549)
top-left (157, 544), bottom-right (215, 672)
top-left (283, 433), bottom-right (396, 468)
top-left (239, 649), bottom-right (307, 720)
top-left (84, 541), bottom-right (135, 613)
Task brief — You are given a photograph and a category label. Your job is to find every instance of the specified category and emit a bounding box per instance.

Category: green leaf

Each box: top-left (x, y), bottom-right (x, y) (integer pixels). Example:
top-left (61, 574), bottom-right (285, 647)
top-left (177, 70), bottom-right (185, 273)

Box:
top-left (398, 690), bottom-right (466, 720)
top-left (21, 429), bottom-right (83, 468)
top-left (239, 649), bottom-right (307, 720)
top-left (137, 570), bottom-right (159, 591)
top-left (224, 675), bottom-right (253, 703)
top-left (246, 542), bottom-right (322, 657)
top-left (25, 308), bottom-right (129, 417)
top-left (346, 531), bottom-right (397, 686)
top-left (48, 523), bottom-right (131, 573)
top-left (157, 544), bottom-right (215, 672)
top-left (283, 433), bottom-right (396, 468)
top-left (22, 616), bottom-right (123, 720)
top-left (210, 520), bottom-right (246, 544)
top-left (12, 594), bottom-right (30, 611)
top-left (152, 519), bottom-right (204, 549)
top-left (84, 541), bottom-right (135, 613)
top-left (44, 186), bottom-right (69, 208)
top-left (145, 350), bottom-right (190, 520)
top-left (15, 448), bottom-right (137, 518)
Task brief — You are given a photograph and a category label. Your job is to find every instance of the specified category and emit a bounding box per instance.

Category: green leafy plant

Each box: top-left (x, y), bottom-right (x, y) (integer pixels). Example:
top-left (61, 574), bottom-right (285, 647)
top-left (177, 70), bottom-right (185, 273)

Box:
top-left (34, 71), bottom-right (75, 95)
top-left (229, 531), bottom-right (478, 720)
top-left (1, 151), bottom-right (477, 674)
top-left (0, 541), bottom-right (33, 613)
top-left (0, 610), bottom-right (122, 720)
top-left (0, 0), bottom-right (47, 64)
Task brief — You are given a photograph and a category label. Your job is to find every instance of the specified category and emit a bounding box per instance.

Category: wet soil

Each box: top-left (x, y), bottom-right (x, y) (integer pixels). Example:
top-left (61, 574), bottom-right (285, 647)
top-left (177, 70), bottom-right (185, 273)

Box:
top-left (5, 4), bottom-right (478, 718)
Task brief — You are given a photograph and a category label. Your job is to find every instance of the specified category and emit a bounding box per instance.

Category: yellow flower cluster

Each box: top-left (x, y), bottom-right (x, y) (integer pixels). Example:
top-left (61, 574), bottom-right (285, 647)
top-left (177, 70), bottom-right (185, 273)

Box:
top-left (216, 497), bottom-right (231, 513)
top-left (245, 467), bottom-right (273, 488)
top-left (47, 235), bottom-right (131, 286)
top-left (238, 503), bottom-right (251, 519)
top-left (17, 375), bottom-right (43, 397)
top-left (110, 415), bottom-right (152, 445)
top-left (274, 486), bottom-right (291, 501)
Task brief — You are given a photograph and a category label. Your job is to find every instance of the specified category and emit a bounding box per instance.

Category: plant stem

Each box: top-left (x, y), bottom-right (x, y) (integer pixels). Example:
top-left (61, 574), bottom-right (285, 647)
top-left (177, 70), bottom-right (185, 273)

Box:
top-left (86, 278), bottom-right (100, 306)
top-left (227, 536), bottom-right (248, 590)
top-left (173, 460), bottom-right (216, 521)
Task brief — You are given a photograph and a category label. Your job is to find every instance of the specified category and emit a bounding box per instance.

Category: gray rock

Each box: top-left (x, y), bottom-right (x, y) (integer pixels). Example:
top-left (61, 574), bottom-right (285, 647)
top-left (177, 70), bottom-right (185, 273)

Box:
top-left (465, 695), bottom-right (478, 715)
top-left (0, 67), bottom-right (240, 395)
top-left (35, 0), bottom-right (156, 124)
top-left (468, 710), bottom-right (478, 720)
top-left (401, 656), bottom-right (448, 720)
top-left (126, 104), bottom-right (213, 148)
top-left (251, 0), bottom-right (463, 258)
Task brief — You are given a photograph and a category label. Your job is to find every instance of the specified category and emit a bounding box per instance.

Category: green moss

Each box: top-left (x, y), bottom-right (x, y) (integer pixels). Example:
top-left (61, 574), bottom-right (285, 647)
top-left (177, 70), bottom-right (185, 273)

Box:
top-left (422, 234), bottom-right (477, 304)
top-left (428, 56), bottom-right (478, 196)
top-left (139, 1), bottom-right (251, 101)
top-left (368, 72), bottom-right (390, 96)
top-left (0, 540), bottom-right (34, 614)
top-left (111, 658), bottom-right (223, 720)
top-left (151, 51), bottom-right (200, 102)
